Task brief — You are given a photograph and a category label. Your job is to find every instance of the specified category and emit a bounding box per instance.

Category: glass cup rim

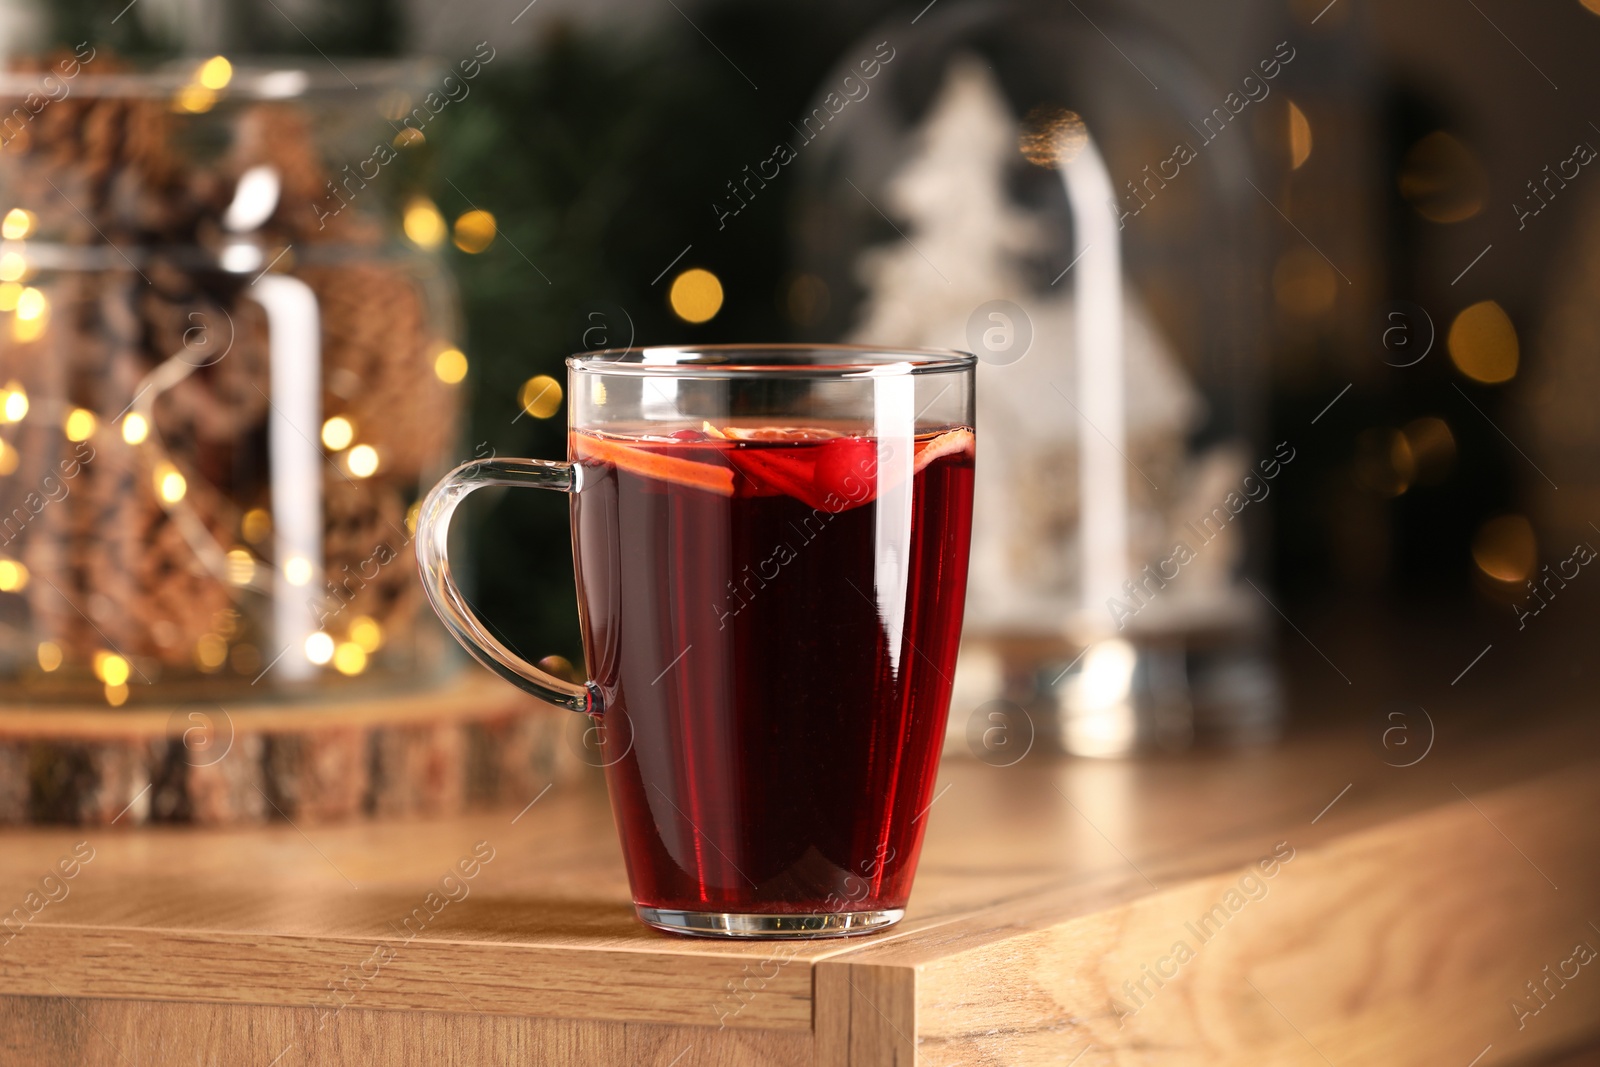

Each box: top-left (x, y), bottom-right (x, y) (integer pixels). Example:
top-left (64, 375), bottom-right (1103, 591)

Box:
top-left (567, 343), bottom-right (975, 378)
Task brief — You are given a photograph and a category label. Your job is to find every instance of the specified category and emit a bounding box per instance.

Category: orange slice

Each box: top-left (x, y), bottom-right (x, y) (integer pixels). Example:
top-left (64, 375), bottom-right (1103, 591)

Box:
top-left (722, 426), bottom-right (843, 442)
top-left (913, 428), bottom-right (974, 472)
top-left (571, 434), bottom-right (735, 496)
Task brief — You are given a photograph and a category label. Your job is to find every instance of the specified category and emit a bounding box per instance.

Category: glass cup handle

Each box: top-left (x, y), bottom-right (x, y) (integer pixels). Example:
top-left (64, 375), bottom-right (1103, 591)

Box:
top-left (415, 458), bottom-right (600, 715)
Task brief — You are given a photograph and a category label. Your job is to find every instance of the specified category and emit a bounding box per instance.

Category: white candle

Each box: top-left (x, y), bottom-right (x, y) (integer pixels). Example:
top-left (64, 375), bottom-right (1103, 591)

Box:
top-left (250, 275), bottom-right (323, 680)
top-left (1060, 134), bottom-right (1129, 628)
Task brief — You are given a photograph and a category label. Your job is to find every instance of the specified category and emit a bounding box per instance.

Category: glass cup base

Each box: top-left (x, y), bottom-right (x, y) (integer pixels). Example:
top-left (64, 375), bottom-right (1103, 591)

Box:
top-left (636, 905), bottom-right (905, 939)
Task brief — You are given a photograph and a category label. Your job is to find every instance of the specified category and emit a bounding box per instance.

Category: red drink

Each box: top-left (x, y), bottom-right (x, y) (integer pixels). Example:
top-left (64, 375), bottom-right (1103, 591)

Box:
top-left (569, 425), bottom-right (974, 923)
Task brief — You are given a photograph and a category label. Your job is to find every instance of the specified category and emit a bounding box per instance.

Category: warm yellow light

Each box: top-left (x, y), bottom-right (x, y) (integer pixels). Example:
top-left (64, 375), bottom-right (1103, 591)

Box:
top-left (321, 415), bottom-right (354, 451)
top-left (347, 443), bottom-right (379, 478)
top-left (1584, 0), bottom-right (1600, 16)
top-left (241, 507), bottom-right (271, 544)
top-left (17, 286), bottom-right (45, 321)
top-left (404, 501), bottom-right (421, 534)
top-left (284, 555), bottom-right (313, 586)
top-left (1473, 514), bottom-right (1536, 583)
top-left (0, 251), bottom-right (25, 281)
top-left (433, 347), bottom-right (468, 384)
top-left (452, 209), bottom-right (497, 253)
top-left (349, 615), bottom-right (383, 653)
top-left (1287, 100), bottom-right (1312, 170)
top-left (154, 462), bottom-right (187, 503)
top-left (11, 312), bottom-right (43, 342)
top-left (64, 407), bottom-right (96, 441)
top-left (0, 439), bottom-right (15, 475)
top-left (195, 633), bottom-right (228, 671)
top-left (333, 642), bottom-right (368, 676)
top-left (1, 383), bottom-right (26, 421)
top-left (174, 85), bottom-right (217, 114)
top-left (304, 631), bottom-right (335, 665)
top-left (0, 281), bottom-right (20, 311)
top-left (393, 128), bottom-right (424, 148)
top-left (105, 683), bottom-right (129, 707)
top-left (669, 268), bottom-right (724, 324)
top-left (122, 412), bottom-right (150, 444)
top-left (519, 374), bottom-right (563, 419)
top-left (1, 208), bottom-right (34, 240)
top-left (36, 641), bottom-right (62, 671)
top-left (1448, 300), bottom-right (1519, 384)
top-left (0, 558), bottom-right (27, 592)
top-left (402, 198), bottom-right (447, 248)
top-left (97, 652), bottom-right (130, 687)
top-left (197, 55), bottom-right (233, 91)
top-left (226, 547), bottom-right (256, 586)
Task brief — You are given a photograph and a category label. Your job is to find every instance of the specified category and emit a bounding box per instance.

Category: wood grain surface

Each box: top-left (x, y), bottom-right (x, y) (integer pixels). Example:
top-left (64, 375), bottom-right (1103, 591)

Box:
top-left (2, 652), bottom-right (1597, 1065)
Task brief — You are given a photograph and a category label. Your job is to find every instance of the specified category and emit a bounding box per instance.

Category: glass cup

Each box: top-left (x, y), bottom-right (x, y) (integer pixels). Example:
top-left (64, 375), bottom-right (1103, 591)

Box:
top-left (416, 345), bottom-right (975, 937)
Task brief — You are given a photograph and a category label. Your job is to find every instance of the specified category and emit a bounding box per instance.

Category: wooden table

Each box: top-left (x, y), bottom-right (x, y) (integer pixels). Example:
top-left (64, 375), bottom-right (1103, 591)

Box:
top-left (3, 631), bottom-right (1598, 1066)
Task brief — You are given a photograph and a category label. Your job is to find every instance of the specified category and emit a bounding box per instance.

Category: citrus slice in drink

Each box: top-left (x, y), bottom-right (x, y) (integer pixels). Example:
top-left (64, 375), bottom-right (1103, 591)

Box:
top-left (720, 426), bottom-right (878, 512)
top-left (570, 433), bottom-right (735, 496)
top-left (913, 428), bottom-right (974, 472)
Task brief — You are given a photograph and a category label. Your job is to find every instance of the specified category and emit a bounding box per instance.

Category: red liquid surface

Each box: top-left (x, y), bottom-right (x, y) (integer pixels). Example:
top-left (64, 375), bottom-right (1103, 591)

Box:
top-left (570, 425), bottom-right (974, 915)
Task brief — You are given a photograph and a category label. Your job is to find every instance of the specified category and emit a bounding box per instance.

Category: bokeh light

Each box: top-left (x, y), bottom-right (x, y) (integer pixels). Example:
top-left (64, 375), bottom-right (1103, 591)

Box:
top-left (96, 652), bottom-right (131, 687)
top-left (122, 413), bottom-right (150, 444)
top-left (1472, 515), bottom-right (1536, 583)
top-left (242, 507), bottom-right (271, 544)
top-left (347, 444), bottom-right (380, 477)
top-left (1287, 100), bottom-right (1312, 169)
top-left (333, 642), bottom-right (368, 676)
top-left (154, 463), bottom-right (188, 504)
top-left (0, 558), bottom-right (28, 592)
top-left (1, 208), bottom-right (35, 240)
top-left (1398, 132), bottom-right (1487, 223)
top-left (284, 555), bottom-right (313, 586)
top-left (305, 631), bottom-right (335, 666)
top-left (174, 85), bottom-right (217, 114)
top-left (197, 56), bottom-right (233, 91)
top-left (434, 347), bottom-right (468, 384)
top-left (195, 634), bottom-right (227, 671)
top-left (452, 210), bottom-right (497, 253)
top-left (1401, 417), bottom-right (1456, 485)
top-left (1353, 428), bottom-right (1412, 497)
top-left (1448, 300), bottom-right (1519, 383)
top-left (1, 382), bottom-right (27, 421)
top-left (64, 407), bottom-right (96, 441)
top-left (321, 415), bottom-right (354, 451)
top-left (36, 641), bottom-right (61, 672)
top-left (226, 547), bottom-right (256, 586)
top-left (669, 268), bottom-right (723, 323)
top-left (350, 615), bottom-right (383, 653)
top-left (519, 374), bottom-right (563, 418)
top-left (403, 198), bottom-right (448, 248)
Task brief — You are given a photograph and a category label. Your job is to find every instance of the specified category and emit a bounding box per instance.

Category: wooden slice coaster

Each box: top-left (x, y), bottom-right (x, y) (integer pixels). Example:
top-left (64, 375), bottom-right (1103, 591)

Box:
top-left (0, 671), bottom-right (591, 826)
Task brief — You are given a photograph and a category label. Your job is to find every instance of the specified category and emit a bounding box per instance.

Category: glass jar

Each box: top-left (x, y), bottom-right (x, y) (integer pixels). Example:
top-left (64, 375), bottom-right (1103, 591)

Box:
top-left (0, 57), bottom-right (463, 705)
top-left (792, 0), bottom-right (1284, 753)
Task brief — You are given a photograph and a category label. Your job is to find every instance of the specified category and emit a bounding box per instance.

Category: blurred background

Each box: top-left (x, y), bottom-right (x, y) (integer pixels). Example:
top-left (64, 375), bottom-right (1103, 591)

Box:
top-left (3, 0), bottom-right (1596, 725)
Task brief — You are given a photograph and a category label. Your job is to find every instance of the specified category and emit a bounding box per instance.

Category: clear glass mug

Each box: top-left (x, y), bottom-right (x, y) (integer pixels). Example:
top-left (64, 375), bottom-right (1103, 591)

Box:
top-left (416, 345), bottom-right (975, 937)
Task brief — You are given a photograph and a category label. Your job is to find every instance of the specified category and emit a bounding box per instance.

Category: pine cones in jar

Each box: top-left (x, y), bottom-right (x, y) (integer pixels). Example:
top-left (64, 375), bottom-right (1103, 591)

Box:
top-left (0, 59), bottom-right (460, 696)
